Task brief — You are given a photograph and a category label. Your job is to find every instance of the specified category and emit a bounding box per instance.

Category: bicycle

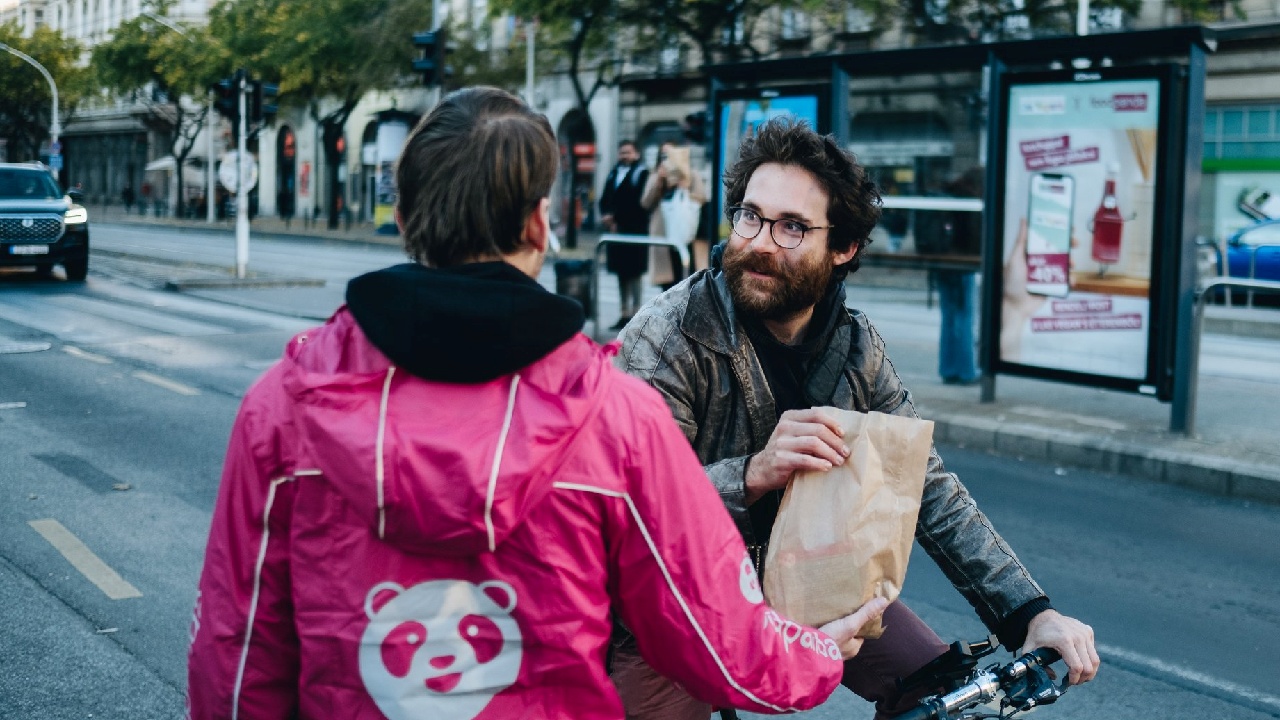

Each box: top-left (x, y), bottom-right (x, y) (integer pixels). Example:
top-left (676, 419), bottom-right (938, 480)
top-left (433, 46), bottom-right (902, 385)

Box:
top-left (888, 635), bottom-right (1068, 720)
top-left (714, 635), bottom-right (1067, 720)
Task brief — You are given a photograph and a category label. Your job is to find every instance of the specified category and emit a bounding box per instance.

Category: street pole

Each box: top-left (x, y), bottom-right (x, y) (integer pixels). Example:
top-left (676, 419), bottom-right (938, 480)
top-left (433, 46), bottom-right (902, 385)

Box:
top-left (207, 90), bottom-right (216, 223)
top-left (235, 70), bottom-right (250, 278)
top-left (0, 42), bottom-right (60, 158)
top-left (1077, 0), bottom-right (1090, 35)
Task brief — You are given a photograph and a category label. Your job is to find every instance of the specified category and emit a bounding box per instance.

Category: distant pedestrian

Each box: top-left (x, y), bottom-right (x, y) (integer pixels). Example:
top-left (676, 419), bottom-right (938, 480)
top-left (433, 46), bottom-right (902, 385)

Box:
top-left (930, 167), bottom-right (984, 385)
top-left (598, 140), bottom-right (650, 330)
top-left (121, 184), bottom-right (135, 214)
top-left (642, 141), bottom-right (707, 291)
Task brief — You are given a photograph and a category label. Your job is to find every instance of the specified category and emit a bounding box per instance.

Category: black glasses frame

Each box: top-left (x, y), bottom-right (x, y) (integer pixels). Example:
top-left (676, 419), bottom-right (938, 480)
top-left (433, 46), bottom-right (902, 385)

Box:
top-left (726, 205), bottom-right (834, 249)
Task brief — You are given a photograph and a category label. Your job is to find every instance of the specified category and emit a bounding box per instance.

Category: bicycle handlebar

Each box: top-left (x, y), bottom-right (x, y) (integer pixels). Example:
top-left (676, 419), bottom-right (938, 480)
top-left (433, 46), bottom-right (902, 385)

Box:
top-left (889, 647), bottom-right (1064, 720)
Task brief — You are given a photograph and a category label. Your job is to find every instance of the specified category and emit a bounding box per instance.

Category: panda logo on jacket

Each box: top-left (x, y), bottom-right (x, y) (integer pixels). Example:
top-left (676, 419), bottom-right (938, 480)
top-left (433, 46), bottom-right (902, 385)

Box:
top-left (360, 579), bottom-right (524, 720)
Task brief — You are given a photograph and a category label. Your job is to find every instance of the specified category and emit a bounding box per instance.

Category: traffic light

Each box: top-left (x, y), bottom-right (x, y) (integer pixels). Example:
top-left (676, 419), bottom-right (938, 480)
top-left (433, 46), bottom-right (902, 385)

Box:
top-left (212, 77), bottom-right (237, 120)
top-left (684, 111), bottom-right (709, 145)
top-left (412, 28), bottom-right (452, 87)
top-left (250, 81), bottom-right (279, 124)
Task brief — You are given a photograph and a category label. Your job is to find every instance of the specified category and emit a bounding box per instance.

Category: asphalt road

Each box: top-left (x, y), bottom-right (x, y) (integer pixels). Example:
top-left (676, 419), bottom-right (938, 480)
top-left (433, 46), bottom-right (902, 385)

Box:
top-left (0, 224), bottom-right (1275, 719)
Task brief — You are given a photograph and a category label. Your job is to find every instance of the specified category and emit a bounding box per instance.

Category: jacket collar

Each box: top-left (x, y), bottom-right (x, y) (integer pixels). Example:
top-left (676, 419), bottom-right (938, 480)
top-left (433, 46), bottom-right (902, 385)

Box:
top-left (679, 266), bottom-right (855, 410)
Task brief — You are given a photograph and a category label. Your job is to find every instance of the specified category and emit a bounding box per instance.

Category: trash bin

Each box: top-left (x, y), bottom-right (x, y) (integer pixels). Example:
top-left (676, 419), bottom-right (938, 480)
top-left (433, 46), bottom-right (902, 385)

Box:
top-left (554, 258), bottom-right (593, 312)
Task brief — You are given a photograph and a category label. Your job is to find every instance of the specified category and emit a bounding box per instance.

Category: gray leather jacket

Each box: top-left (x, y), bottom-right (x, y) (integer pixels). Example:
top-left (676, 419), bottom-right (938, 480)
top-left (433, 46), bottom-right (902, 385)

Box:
top-left (616, 268), bottom-right (1046, 636)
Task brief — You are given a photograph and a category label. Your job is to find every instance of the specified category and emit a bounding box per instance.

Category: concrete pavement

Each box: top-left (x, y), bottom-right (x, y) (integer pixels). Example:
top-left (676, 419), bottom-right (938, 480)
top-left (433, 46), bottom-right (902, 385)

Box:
top-left (87, 206), bottom-right (1280, 505)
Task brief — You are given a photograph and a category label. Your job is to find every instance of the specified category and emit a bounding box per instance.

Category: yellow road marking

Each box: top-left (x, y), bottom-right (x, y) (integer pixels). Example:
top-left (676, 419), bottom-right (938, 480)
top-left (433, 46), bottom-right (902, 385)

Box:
top-left (132, 371), bottom-right (200, 396)
top-left (28, 519), bottom-right (142, 600)
top-left (63, 346), bottom-right (113, 364)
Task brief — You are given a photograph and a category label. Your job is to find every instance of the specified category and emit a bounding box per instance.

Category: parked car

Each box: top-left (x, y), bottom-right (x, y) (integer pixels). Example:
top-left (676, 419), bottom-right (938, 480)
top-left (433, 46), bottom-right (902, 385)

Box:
top-left (1225, 219), bottom-right (1280, 282)
top-left (0, 162), bottom-right (90, 280)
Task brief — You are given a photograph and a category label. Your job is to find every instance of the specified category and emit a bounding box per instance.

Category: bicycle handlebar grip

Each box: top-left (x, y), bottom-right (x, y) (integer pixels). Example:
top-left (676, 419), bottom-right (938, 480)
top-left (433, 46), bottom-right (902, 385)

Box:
top-left (1029, 647), bottom-right (1061, 666)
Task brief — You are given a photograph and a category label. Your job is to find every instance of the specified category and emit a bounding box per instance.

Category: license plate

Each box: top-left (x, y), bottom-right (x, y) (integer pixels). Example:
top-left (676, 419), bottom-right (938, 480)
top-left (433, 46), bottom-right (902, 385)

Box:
top-left (9, 245), bottom-right (50, 255)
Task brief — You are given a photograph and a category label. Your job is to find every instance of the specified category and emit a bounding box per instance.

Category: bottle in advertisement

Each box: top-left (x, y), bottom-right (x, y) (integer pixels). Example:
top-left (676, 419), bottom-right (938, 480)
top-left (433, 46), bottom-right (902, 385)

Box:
top-left (1091, 163), bottom-right (1124, 265)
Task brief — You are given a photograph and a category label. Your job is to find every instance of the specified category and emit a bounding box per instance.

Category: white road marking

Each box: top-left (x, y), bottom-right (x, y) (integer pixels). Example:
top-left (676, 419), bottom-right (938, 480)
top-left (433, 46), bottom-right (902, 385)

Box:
top-left (63, 346), bottom-right (114, 364)
top-left (0, 340), bottom-right (51, 354)
top-left (0, 401), bottom-right (27, 410)
top-left (27, 519), bottom-right (143, 600)
top-left (132, 370), bottom-right (200, 396)
top-left (1099, 643), bottom-right (1280, 712)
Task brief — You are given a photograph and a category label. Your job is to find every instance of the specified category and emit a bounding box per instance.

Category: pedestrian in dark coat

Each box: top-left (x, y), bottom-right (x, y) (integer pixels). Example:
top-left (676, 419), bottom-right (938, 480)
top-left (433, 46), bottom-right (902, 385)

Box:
top-left (599, 140), bottom-right (650, 330)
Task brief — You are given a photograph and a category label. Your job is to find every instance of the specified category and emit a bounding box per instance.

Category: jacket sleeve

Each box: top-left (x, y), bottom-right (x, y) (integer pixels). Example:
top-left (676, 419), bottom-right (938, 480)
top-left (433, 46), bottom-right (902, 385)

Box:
top-left (599, 170), bottom-right (616, 216)
top-left (187, 372), bottom-right (300, 720)
top-left (608, 386), bottom-right (844, 713)
top-left (640, 170), bottom-right (665, 212)
top-left (690, 167), bottom-right (709, 204)
top-left (618, 311), bottom-right (753, 532)
top-left (859, 320), bottom-right (1047, 637)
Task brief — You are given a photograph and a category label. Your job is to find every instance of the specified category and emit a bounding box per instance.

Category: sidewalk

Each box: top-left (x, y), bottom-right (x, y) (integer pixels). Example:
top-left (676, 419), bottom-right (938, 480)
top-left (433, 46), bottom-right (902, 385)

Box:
top-left (92, 207), bottom-right (1280, 505)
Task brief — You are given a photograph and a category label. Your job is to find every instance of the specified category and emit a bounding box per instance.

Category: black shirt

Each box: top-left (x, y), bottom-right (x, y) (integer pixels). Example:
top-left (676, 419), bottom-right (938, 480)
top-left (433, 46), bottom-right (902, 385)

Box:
top-left (740, 281), bottom-right (845, 551)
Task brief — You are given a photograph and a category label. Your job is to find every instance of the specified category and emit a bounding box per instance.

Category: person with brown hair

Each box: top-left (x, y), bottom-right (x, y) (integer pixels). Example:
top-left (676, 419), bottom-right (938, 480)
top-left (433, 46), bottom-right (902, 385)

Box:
top-left (615, 118), bottom-right (1099, 720)
top-left (186, 88), bottom-right (888, 720)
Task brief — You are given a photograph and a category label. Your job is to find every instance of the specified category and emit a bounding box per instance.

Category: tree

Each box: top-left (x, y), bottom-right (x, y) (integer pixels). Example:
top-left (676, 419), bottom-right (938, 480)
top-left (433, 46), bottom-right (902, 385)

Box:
top-left (209, 0), bottom-right (433, 228)
top-left (0, 23), bottom-right (89, 166)
top-left (447, 17), bottom-right (557, 96)
top-left (489, 0), bottom-right (633, 116)
top-left (90, 7), bottom-right (223, 216)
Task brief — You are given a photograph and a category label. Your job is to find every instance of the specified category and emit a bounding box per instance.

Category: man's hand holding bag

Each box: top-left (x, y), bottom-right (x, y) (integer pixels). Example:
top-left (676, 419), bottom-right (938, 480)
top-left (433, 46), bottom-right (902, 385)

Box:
top-left (762, 408), bottom-right (934, 638)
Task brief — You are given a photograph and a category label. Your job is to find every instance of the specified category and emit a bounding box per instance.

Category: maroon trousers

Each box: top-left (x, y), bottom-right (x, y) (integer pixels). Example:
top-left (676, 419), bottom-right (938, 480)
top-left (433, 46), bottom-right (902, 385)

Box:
top-left (610, 600), bottom-right (949, 720)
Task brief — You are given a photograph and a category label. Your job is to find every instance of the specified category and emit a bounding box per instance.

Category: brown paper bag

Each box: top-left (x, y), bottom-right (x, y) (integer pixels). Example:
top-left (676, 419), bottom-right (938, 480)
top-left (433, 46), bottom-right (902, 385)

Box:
top-left (762, 408), bottom-right (934, 637)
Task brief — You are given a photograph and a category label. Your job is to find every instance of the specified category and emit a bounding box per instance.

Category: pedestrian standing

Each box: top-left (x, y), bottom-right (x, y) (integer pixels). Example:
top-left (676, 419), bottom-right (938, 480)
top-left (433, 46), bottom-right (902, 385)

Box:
top-left (642, 141), bottom-right (708, 291)
top-left (121, 184), bottom-right (135, 214)
top-left (598, 140), bottom-right (650, 330)
top-left (186, 87), bottom-right (886, 720)
top-left (933, 167), bottom-right (984, 385)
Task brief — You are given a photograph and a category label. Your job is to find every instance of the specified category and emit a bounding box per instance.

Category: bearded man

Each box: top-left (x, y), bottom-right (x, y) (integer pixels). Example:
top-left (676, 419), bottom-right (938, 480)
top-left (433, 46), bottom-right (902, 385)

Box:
top-left (612, 119), bottom-right (1098, 720)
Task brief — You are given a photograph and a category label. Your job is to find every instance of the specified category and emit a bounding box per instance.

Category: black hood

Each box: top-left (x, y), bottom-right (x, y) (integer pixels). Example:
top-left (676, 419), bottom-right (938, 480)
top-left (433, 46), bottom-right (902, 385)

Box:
top-left (346, 261), bottom-right (584, 383)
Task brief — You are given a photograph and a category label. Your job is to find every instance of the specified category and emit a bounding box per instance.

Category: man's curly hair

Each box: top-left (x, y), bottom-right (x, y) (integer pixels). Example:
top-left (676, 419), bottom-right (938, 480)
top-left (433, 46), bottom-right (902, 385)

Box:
top-left (722, 118), bottom-right (881, 279)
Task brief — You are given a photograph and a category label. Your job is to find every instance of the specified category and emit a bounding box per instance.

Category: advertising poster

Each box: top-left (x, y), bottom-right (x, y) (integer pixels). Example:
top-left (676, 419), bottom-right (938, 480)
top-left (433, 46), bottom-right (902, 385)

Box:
top-left (373, 120), bottom-right (410, 231)
top-left (717, 94), bottom-right (820, 237)
top-left (1000, 77), bottom-right (1161, 381)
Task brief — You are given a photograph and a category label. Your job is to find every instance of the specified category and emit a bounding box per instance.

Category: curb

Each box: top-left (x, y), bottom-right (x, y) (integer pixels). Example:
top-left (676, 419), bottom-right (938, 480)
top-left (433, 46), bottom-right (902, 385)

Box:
top-left (164, 277), bottom-right (326, 291)
top-left (932, 414), bottom-right (1280, 505)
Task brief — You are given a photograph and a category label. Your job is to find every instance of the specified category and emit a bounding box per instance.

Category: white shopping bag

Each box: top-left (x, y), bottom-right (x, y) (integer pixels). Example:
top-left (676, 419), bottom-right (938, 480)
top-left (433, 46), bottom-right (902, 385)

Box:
top-left (661, 188), bottom-right (701, 246)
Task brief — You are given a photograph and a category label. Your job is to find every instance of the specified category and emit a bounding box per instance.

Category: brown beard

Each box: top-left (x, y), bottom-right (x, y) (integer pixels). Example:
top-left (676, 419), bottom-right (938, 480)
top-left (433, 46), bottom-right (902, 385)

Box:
top-left (723, 242), bottom-right (832, 322)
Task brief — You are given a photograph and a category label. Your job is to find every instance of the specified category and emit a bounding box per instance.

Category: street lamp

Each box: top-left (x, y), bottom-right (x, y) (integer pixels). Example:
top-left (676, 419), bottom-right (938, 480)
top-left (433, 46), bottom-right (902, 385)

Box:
top-left (0, 41), bottom-right (61, 157)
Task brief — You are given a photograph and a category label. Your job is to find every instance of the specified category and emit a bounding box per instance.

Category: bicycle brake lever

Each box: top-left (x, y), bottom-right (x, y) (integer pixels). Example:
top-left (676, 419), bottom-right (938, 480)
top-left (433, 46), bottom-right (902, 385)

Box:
top-left (1003, 665), bottom-right (1066, 715)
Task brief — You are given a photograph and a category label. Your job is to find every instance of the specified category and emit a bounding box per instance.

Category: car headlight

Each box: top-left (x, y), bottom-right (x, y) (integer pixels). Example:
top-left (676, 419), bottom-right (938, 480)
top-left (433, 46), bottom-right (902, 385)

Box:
top-left (65, 207), bottom-right (88, 225)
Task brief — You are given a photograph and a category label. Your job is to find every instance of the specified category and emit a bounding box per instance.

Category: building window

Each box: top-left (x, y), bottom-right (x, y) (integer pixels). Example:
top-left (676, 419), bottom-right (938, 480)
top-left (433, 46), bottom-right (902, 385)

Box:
top-left (780, 9), bottom-right (809, 40)
top-left (843, 7), bottom-right (871, 33)
top-left (1205, 104), bottom-right (1280, 161)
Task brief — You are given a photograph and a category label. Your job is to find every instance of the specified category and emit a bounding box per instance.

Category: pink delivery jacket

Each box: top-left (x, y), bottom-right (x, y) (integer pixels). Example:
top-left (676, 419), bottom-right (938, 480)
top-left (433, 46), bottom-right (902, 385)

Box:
top-left (186, 290), bottom-right (844, 720)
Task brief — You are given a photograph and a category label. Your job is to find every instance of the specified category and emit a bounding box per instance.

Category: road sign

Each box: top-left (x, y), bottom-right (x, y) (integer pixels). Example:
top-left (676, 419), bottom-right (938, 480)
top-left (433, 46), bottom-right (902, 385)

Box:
top-left (50, 141), bottom-right (61, 154)
top-left (48, 155), bottom-right (63, 170)
top-left (218, 151), bottom-right (258, 193)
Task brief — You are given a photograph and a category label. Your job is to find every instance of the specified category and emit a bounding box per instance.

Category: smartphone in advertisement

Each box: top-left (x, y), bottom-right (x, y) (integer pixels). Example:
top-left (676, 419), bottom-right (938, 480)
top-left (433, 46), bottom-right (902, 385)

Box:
top-left (1025, 173), bottom-right (1075, 297)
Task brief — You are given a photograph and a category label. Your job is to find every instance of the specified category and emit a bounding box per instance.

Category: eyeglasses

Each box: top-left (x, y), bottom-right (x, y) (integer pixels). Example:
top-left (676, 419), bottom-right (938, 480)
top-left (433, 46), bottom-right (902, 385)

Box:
top-left (726, 206), bottom-right (833, 250)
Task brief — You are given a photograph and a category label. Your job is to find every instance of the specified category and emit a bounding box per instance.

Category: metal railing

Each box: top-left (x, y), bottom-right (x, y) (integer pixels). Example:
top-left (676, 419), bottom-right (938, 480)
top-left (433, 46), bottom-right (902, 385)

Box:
top-left (1171, 276), bottom-right (1280, 435)
top-left (589, 234), bottom-right (691, 341)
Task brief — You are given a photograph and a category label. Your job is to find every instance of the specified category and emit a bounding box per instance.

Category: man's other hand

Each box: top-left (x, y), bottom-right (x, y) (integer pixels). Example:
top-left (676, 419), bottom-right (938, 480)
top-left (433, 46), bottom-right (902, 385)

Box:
top-left (819, 597), bottom-right (890, 660)
top-left (745, 409), bottom-right (849, 504)
top-left (1019, 609), bottom-right (1099, 685)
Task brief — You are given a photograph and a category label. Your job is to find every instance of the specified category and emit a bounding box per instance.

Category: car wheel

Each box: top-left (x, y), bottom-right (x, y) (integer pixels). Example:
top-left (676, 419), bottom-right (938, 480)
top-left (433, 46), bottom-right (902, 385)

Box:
top-left (64, 254), bottom-right (88, 282)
